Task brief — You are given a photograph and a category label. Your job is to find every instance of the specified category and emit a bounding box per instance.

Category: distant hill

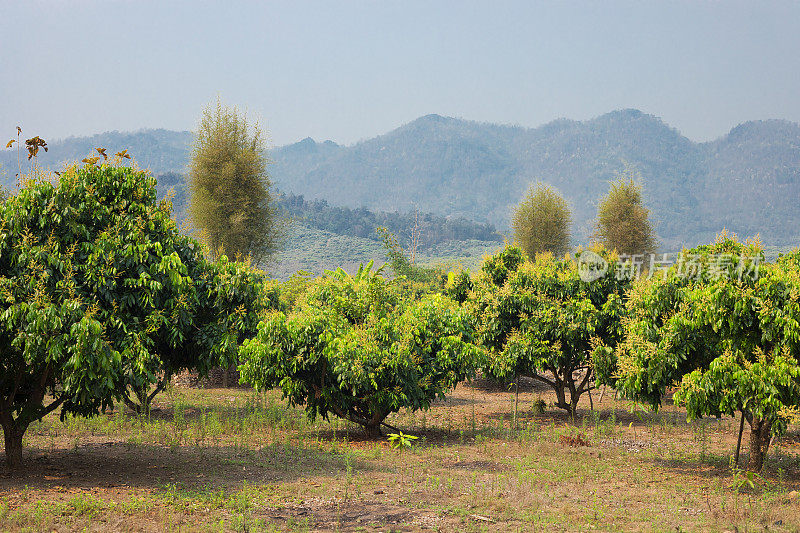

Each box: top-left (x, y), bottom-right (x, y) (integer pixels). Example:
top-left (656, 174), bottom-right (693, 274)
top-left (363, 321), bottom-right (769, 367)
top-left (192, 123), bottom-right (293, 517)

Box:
top-left (4, 110), bottom-right (800, 249)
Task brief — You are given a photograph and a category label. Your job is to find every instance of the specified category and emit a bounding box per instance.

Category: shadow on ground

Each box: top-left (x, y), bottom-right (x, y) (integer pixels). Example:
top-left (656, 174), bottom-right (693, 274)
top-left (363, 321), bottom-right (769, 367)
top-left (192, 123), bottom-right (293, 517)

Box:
top-left (0, 439), bottom-right (371, 491)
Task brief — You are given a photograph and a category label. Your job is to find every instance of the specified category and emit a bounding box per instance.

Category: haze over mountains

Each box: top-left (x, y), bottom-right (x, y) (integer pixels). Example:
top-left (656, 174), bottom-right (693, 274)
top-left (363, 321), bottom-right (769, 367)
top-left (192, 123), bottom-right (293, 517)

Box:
top-left (3, 109), bottom-right (799, 250)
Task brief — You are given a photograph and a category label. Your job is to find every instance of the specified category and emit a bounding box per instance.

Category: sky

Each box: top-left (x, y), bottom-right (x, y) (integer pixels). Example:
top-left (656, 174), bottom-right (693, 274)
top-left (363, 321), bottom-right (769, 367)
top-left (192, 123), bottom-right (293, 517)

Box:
top-left (2, 1), bottom-right (800, 147)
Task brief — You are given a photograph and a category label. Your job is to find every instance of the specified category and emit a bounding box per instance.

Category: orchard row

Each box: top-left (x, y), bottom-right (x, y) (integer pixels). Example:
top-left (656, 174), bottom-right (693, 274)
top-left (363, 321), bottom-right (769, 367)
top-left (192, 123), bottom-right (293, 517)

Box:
top-left (1, 163), bottom-right (798, 474)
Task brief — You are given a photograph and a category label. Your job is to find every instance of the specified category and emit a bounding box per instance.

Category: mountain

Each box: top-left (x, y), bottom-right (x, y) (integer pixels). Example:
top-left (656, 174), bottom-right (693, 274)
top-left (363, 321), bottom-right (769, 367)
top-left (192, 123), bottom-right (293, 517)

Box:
top-left (270, 110), bottom-right (800, 248)
top-left (695, 120), bottom-right (800, 245)
top-left (3, 110), bottom-right (800, 249)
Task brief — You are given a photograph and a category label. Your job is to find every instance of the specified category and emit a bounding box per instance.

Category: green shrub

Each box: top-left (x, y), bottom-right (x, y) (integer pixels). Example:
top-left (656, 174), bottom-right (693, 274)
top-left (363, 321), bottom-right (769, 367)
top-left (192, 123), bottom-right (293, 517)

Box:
top-left (238, 263), bottom-right (484, 436)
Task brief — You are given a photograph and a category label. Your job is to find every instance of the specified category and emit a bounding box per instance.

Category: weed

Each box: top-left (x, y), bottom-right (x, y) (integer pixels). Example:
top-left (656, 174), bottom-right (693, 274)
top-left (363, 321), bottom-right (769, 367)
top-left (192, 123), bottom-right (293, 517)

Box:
top-left (387, 431), bottom-right (418, 450)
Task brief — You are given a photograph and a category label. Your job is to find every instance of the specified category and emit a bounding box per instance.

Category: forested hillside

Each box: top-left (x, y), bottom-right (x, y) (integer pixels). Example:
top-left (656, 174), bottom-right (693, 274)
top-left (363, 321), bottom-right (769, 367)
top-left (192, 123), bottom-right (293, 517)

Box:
top-left (4, 110), bottom-right (800, 249)
top-left (277, 193), bottom-right (502, 248)
top-left (149, 174), bottom-right (502, 250)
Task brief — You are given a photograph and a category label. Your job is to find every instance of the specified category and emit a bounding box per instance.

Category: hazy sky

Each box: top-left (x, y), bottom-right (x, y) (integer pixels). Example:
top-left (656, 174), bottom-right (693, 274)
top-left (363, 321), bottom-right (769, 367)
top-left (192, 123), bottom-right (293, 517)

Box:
top-left (2, 1), bottom-right (799, 147)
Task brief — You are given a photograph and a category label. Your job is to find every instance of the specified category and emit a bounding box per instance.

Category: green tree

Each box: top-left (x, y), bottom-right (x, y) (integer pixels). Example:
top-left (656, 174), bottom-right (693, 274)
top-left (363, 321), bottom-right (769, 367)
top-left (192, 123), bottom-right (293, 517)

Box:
top-left (238, 262), bottom-right (484, 437)
top-left (0, 161), bottom-right (221, 469)
top-left (121, 256), bottom-right (281, 414)
top-left (376, 226), bottom-right (439, 286)
top-left (614, 236), bottom-right (799, 471)
top-left (512, 183), bottom-right (571, 257)
top-left (594, 166), bottom-right (657, 255)
top-left (189, 98), bottom-right (281, 265)
top-left (470, 246), bottom-right (630, 415)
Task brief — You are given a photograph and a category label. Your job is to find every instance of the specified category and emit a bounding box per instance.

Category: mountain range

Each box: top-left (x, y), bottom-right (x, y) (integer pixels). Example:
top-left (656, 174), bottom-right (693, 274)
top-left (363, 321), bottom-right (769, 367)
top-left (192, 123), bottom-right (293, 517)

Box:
top-left (3, 109), bottom-right (800, 250)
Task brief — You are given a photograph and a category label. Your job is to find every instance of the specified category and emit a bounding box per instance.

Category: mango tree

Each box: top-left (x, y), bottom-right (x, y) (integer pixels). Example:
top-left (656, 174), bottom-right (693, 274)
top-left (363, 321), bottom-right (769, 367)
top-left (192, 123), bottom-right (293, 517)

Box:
top-left (122, 256), bottom-right (281, 413)
top-left (0, 162), bottom-right (224, 468)
top-left (238, 263), bottom-right (484, 437)
top-left (614, 237), bottom-right (798, 471)
top-left (468, 246), bottom-right (629, 415)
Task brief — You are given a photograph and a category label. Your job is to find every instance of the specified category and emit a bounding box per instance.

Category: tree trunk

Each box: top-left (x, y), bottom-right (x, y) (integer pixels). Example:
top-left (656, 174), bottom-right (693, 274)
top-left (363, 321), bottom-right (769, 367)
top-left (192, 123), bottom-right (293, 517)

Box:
top-left (553, 377), bottom-right (571, 414)
top-left (570, 395), bottom-right (579, 416)
top-left (513, 374), bottom-right (519, 429)
top-left (747, 417), bottom-right (772, 472)
top-left (122, 393), bottom-right (143, 414)
top-left (364, 423), bottom-right (383, 438)
top-left (1, 418), bottom-right (25, 470)
top-left (734, 411), bottom-right (745, 467)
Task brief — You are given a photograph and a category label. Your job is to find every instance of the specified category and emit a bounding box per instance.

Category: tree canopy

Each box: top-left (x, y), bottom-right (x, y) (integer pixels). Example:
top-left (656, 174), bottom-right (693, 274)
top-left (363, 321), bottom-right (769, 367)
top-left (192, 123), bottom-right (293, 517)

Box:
top-left (466, 246), bottom-right (629, 415)
top-left (0, 159), bottom-right (270, 469)
top-left (613, 236), bottom-right (799, 471)
top-left (238, 263), bottom-right (483, 436)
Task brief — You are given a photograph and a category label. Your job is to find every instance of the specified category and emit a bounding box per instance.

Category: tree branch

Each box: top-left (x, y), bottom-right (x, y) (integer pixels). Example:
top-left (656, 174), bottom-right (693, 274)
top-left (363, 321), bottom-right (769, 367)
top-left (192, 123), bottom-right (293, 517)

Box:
top-left (576, 367), bottom-right (593, 394)
top-left (121, 391), bottom-right (141, 414)
top-left (529, 373), bottom-right (556, 389)
top-left (40, 396), bottom-right (64, 418)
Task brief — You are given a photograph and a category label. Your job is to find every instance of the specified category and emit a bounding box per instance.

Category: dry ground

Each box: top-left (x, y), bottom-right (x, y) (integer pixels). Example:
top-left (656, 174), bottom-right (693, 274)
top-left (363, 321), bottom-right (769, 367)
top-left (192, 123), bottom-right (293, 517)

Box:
top-left (1, 378), bottom-right (799, 532)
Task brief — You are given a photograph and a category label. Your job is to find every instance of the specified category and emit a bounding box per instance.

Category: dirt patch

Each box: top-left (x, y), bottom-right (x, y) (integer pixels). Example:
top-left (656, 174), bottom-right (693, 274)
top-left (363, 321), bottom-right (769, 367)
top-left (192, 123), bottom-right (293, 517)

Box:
top-left (1, 383), bottom-right (798, 531)
top-left (263, 500), bottom-right (438, 531)
top-left (446, 459), bottom-right (508, 472)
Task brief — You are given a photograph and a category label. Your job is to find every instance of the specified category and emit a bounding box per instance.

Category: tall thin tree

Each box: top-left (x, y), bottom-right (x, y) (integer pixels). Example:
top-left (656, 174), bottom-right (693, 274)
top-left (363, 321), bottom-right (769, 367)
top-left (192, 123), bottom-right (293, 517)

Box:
top-left (189, 98), bottom-right (281, 264)
top-left (512, 182), bottom-right (572, 258)
top-left (593, 165), bottom-right (657, 255)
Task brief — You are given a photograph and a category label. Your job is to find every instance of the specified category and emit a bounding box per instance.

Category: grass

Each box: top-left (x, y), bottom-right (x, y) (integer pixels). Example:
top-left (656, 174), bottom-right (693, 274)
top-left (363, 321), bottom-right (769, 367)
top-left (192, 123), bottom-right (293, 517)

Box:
top-left (1, 379), bottom-right (799, 532)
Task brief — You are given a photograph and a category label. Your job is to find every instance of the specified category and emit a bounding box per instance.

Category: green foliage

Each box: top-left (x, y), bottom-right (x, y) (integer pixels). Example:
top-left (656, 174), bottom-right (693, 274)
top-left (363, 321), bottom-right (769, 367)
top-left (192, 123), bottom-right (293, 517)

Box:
top-left (387, 431), bottom-right (418, 450)
top-left (593, 166), bottom-right (658, 255)
top-left (376, 226), bottom-right (441, 287)
top-left (614, 235), bottom-right (798, 471)
top-left (480, 245), bottom-right (525, 286)
top-left (189, 98), bottom-right (281, 264)
top-left (613, 234), bottom-right (765, 408)
top-left (469, 245), bottom-right (630, 414)
top-left (512, 183), bottom-right (571, 257)
top-left (444, 269), bottom-right (473, 304)
top-left (238, 265), bottom-right (484, 435)
top-left (0, 160), bottom-right (277, 468)
top-left (0, 164), bottom-right (201, 467)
